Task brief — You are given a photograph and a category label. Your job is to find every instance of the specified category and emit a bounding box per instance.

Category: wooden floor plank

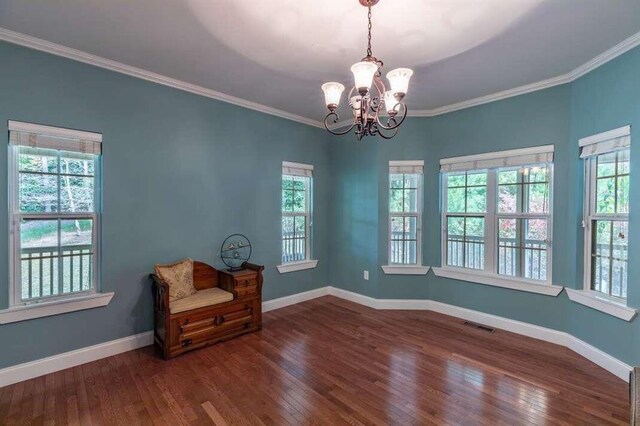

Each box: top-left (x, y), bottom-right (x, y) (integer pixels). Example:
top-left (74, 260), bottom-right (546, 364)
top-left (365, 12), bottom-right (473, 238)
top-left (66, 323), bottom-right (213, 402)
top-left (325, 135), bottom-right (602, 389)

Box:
top-left (0, 296), bottom-right (630, 425)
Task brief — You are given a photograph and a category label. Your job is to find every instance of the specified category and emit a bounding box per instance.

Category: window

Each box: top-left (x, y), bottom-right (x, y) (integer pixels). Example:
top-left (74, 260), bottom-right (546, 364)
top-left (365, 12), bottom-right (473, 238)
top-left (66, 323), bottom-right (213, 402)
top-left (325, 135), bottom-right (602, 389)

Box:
top-left (581, 126), bottom-right (630, 301)
top-left (8, 121), bottom-right (102, 306)
top-left (280, 162), bottom-right (313, 267)
top-left (388, 161), bottom-right (424, 265)
top-left (438, 146), bottom-right (554, 288)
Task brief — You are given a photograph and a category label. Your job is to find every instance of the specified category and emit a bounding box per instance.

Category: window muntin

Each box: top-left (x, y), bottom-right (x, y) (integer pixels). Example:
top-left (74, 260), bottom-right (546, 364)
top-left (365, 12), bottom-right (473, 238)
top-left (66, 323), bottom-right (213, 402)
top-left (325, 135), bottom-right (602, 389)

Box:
top-left (11, 146), bottom-right (99, 304)
top-left (281, 172), bottom-right (312, 263)
top-left (389, 170), bottom-right (423, 265)
top-left (445, 171), bottom-right (487, 269)
top-left (585, 149), bottom-right (629, 300)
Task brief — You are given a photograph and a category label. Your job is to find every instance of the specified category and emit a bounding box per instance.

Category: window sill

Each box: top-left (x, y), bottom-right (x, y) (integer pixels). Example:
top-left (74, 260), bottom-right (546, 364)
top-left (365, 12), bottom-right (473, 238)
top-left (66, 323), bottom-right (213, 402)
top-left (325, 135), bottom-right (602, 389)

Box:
top-left (432, 267), bottom-right (563, 296)
top-left (566, 288), bottom-right (637, 321)
top-left (0, 292), bottom-right (114, 324)
top-left (381, 265), bottom-right (430, 275)
top-left (277, 260), bottom-right (318, 274)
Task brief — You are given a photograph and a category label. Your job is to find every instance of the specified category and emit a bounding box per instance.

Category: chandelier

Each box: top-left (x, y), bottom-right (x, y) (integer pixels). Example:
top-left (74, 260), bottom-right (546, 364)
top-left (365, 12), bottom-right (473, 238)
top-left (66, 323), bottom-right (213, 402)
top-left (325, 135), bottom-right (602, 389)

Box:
top-left (321, 0), bottom-right (413, 140)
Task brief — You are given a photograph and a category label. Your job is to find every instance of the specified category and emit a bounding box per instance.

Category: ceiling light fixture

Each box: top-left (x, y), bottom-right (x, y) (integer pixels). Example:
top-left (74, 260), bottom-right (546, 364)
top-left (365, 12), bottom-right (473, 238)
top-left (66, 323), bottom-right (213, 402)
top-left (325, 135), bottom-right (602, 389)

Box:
top-left (321, 0), bottom-right (413, 140)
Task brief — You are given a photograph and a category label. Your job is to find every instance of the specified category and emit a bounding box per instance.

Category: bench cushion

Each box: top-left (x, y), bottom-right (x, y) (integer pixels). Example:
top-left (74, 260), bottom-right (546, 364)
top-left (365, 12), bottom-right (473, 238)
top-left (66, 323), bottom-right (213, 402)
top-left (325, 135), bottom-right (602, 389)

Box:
top-left (169, 287), bottom-right (234, 314)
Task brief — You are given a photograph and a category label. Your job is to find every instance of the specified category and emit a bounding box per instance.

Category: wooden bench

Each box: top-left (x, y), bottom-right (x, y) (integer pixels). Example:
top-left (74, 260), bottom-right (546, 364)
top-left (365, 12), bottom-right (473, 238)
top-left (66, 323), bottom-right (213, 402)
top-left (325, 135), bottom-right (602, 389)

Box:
top-left (150, 261), bottom-right (263, 359)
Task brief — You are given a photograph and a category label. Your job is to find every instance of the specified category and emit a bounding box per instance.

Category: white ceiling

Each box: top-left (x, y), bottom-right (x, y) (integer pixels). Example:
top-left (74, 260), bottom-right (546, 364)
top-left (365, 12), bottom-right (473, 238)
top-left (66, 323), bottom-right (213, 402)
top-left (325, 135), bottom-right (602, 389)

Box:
top-left (1, 0), bottom-right (640, 124)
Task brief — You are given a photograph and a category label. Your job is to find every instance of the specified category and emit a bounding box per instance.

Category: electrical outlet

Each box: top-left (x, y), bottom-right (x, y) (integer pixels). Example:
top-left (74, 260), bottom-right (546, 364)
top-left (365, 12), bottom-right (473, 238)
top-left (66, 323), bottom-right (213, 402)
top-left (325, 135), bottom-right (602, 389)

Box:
top-left (363, 270), bottom-right (369, 280)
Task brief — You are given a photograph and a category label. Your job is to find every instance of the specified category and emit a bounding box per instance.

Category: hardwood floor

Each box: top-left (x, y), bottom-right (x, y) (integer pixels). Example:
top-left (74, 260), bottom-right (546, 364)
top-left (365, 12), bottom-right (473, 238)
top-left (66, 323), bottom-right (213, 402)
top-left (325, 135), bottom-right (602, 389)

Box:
top-left (0, 296), bottom-right (630, 425)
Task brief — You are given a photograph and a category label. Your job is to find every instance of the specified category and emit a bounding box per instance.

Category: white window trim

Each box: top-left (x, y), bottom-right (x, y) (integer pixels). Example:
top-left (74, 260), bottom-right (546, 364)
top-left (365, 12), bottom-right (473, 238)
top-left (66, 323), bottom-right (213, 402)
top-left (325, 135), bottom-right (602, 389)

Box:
top-left (387, 160), bottom-right (425, 269)
top-left (439, 146), bottom-right (555, 290)
top-left (7, 121), bottom-right (105, 312)
top-left (0, 291), bottom-right (114, 324)
top-left (580, 126), bottom-right (630, 304)
top-left (566, 288), bottom-right (637, 321)
top-left (277, 259), bottom-right (318, 274)
top-left (281, 161), bottom-right (315, 267)
top-left (381, 265), bottom-right (430, 275)
top-left (432, 267), bottom-right (563, 296)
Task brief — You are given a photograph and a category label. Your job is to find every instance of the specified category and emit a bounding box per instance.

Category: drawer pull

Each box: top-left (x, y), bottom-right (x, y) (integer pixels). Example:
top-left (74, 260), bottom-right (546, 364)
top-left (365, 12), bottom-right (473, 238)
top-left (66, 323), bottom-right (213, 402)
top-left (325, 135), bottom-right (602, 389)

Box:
top-left (182, 339), bottom-right (192, 347)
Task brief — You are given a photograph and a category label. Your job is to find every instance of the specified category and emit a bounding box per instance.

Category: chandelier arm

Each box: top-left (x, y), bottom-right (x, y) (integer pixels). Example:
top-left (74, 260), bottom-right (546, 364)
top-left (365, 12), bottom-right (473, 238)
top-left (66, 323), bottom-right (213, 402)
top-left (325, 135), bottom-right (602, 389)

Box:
top-left (324, 112), bottom-right (356, 136)
top-left (375, 103), bottom-right (408, 131)
top-left (375, 125), bottom-right (399, 140)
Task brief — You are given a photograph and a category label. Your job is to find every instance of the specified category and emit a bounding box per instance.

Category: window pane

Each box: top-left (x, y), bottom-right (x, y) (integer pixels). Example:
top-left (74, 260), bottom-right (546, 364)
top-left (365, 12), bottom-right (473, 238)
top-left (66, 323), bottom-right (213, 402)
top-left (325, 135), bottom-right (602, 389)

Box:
top-left (20, 219), bottom-right (59, 300)
top-left (524, 219), bottom-right (548, 281)
top-left (19, 173), bottom-right (58, 213)
top-left (19, 147), bottom-right (58, 173)
top-left (498, 184), bottom-right (518, 213)
top-left (498, 219), bottom-right (517, 277)
top-left (404, 216), bottom-right (417, 240)
top-left (447, 173), bottom-right (465, 187)
top-left (597, 152), bottom-right (617, 177)
top-left (498, 169), bottom-right (518, 184)
top-left (390, 174), bottom-right (404, 189)
top-left (526, 183), bottom-right (549, 214)
top-left (446, 216), bottom-right (484, 270)
top-left (446, 216), bottom-right (465, 267)
top-left (294, 215), bottom-right (306, 238)
top-left (60, 219), bottom-right (94, 293)
top-left (498, 218), bottom-right (548, 281)
top-left (60, 153), bottom-right (95, 176)
top-left (596, 177), bottom-right (615, 214)
top-left (591, 220), bottom-right (627, 299)
top-left (447, 187), bottom-right (465, 212)
top-left (464, 217), bottom-right (484, 269)
top-left (404, 189), bottom-right (418, 212)
top-left (527, 166), bottom-right (548, 183)
top-left (466, 187), bottom-right (486, 213)
top-left (292, 180), bottom-right (307, 213)
top-left (616, 175), bottom-right (629, 214)
top-left (390, 189), bottom-right (404, 212)
top-left (618, 149), bottom-right (630, 174)
top-left (404, 174), bottom-right (419, 189)
top-left (60, 176), bottom-right (95, 213)
top-left (404, 241), bottom-right (417, 264)
top-left (467, 171), bottom-right (487, 186)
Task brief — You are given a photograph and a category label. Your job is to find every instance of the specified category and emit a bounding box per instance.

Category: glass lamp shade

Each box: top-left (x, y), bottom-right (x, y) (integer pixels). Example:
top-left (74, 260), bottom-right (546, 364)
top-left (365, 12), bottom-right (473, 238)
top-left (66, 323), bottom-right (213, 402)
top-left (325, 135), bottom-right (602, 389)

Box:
top-left (384, 90), bottom-right (400, 114)
top-left (351, 61), bottom-right (379, 92)
top-left (386, 68), bottom-right (413, 95)
top-left (321, 82), bottom-right (345, 109)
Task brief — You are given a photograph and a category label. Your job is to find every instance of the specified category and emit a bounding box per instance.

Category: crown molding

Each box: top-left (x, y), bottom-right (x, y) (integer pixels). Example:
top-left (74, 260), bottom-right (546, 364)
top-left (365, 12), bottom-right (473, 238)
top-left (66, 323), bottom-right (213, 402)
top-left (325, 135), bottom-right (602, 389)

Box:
top-left (1, 26), bottom-right (639, 126)
top-left (0, 28), bottom-right (324, 129)
top-left (411, 30), bottom-right (640, 117)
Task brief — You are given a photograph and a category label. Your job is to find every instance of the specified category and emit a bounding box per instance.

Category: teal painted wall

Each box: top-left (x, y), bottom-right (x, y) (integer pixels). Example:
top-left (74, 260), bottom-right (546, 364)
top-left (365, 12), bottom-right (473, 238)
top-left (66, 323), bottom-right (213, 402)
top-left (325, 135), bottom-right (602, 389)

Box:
top-left (0, 41), bottom-right (331, 369)
top-left (330, 46), bottom-right (640, 366)
top-left (0, 38), bottom-right (638, 371)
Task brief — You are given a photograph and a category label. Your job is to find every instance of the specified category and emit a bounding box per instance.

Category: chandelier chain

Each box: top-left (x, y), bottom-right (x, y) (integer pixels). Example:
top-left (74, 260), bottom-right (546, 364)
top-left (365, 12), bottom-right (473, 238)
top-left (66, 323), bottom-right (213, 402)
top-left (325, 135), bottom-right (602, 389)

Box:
top-left (366, 5), bottom-right (372, 57)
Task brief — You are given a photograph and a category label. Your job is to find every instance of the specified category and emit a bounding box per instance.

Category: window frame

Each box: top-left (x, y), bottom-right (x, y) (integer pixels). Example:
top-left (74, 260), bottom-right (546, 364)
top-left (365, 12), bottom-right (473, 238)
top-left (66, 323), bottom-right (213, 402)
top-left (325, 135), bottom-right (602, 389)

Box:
top-left (438, 148), bottom-right (554, 290)
top-left (7, 123), bottom-right (102, 308)
top-left (582, 149), bottom-right (629, 302)
top-left (387, 162), bottom-right (424, 267)
top-left (278, 161), bottom-right (317, 273)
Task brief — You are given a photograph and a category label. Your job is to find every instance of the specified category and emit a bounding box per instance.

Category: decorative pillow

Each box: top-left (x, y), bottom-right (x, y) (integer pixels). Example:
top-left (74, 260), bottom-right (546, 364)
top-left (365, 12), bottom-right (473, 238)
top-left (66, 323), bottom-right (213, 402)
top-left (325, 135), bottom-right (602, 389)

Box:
top-left (155, 259), bottom-right (197, 302)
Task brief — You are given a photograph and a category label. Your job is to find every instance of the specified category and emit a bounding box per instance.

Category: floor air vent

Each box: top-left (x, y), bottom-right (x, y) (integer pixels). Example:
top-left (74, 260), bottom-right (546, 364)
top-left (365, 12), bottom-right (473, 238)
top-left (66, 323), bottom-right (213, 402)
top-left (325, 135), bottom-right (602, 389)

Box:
top-left (463, 321), bottom-right (496, 333)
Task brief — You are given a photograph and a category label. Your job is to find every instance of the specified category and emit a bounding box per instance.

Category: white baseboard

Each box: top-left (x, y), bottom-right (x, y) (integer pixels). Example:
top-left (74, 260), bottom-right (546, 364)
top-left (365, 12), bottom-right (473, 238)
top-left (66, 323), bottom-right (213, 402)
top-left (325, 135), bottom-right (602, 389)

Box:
top-left (427, 300), bottom-right (568, 346)
top-left (0, 285), bottom-right (632, 387)
top-left (323, 286), bottom-right (631, 382)
top-left (0, 331), bottom-right (153, 388)
top-left (566, 335), bottom-right (633, 382)
top-left (262, 287), bottom-right (330, 313)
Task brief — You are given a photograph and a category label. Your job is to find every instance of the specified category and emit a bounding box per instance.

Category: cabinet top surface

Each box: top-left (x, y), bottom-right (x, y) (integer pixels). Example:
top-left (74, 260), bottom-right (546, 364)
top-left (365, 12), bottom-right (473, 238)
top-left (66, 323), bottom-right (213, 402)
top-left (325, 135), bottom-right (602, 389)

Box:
top-left (220, 268), bottom-right (257, 278)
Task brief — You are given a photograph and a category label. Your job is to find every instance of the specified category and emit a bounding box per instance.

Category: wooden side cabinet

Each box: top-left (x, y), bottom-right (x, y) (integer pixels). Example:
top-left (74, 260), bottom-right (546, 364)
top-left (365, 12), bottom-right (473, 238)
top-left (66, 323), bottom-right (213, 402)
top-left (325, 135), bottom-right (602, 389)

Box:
top-left (218, 263), bottom-right (264, 330)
